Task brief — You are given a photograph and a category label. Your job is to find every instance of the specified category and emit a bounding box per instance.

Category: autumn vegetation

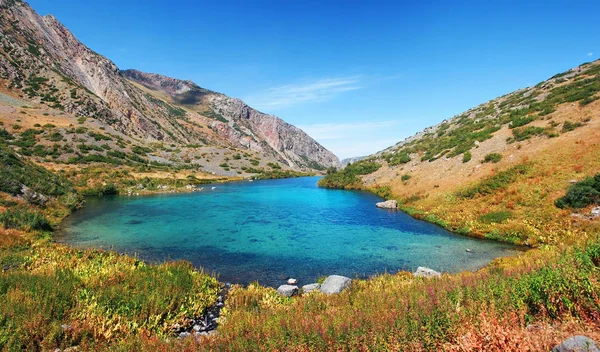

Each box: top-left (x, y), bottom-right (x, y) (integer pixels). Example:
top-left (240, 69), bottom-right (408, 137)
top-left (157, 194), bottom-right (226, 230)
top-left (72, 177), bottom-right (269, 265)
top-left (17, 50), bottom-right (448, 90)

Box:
top-left (1, 61), bottom-right (600, 350)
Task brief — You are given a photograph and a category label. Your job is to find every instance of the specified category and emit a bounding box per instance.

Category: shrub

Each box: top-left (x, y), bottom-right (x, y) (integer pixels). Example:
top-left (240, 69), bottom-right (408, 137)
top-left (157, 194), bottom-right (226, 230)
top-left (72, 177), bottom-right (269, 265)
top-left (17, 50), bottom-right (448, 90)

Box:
top-left (80, 183), bottom-right (119, 196)
top-left (509, 115), bottom-right (534, 128)
top-left (131, 145), bottom-right (151, 155)
top-left (401, 174), bottom-right (412, 181)
top-left (561, 120), bottom-right (583, 133)
top-left (385, 151), bottom-right (411, 166)
top-left (483, 153), bottom-right (502, 163)
top-left (46, 132), bottom-right (63, 142)
top-left (318, 160), bottom-right (382, 189)
top-left (462, 151), bottom-right (472, 163)
top-left (511, 126), bottom-right (546, 141)
top-left (555, 174), bottom-right (600, 208)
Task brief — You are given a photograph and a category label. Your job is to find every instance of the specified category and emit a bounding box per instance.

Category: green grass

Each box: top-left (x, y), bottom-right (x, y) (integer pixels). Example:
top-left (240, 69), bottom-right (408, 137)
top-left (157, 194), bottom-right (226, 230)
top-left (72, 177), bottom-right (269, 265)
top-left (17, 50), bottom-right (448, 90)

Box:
top-left (479, 210), bottom-right (512, 224)
top-left (0, 143), bottom-right (77, 200)
top-left (0, 246), bottom-right (220, 351)
top-left (457, 164), bottom-right (531, 199)
top-left (0, 205), bottom-right (51, 231)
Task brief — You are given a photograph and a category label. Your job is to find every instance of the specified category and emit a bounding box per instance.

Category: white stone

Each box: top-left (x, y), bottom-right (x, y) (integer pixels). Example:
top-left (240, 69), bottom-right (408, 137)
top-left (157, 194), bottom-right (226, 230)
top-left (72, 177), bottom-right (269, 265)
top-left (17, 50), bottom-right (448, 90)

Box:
top-left (277, 284), bottom-right (299, 297)
top-left (414, 266), bottom-right (441, 278)
top-left (376, 200), bottom-right (398, 209)
top-left (320, 275), bottom-right (352, 295)
top-left (302, 283), bottom-right (321, 293)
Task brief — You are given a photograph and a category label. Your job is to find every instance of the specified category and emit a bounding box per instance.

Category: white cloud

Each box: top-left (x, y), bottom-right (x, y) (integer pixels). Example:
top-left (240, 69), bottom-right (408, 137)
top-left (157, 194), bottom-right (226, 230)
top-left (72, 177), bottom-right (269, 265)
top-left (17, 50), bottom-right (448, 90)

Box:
top-left (297, 121), bottom-right (403, 159)
top-left (244, 76), bottom-right (362, 110)
top-left (588, 52), bottom-right (593, 56)
top-left (298, 121), bottom-right (398, 141)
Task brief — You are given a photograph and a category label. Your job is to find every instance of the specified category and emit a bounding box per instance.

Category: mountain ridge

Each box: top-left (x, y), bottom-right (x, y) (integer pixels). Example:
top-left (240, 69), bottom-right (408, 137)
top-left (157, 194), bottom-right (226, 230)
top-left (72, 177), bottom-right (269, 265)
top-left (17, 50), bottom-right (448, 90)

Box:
top-left (0, 0), bottom-right (339, 173)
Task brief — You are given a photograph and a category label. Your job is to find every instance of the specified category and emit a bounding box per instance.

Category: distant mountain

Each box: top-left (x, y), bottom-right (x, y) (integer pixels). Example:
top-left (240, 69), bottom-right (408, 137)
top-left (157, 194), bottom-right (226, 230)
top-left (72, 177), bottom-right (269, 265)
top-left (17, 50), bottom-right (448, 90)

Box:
top-left (340, 156), bottom-right (366, 167)
top-left (0, 0), bottom-right (339, 172)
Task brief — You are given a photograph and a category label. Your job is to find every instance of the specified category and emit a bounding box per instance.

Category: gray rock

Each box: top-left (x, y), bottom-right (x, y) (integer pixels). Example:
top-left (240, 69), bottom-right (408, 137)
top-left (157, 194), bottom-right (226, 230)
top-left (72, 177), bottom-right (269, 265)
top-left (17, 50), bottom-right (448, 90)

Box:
top-left (414, 266), bottom-right (441, 278)
top-left (21, 185), bottom-right (48, 205)
top-left (320, 275), bottom-right (352, 294)
top-left (178, 332), bottom-right (191, 339)
top-left (552, 335), bottom-right (600, 352)
top-left (302, 283), bottom-right (321, 293)
top-left (277, 284), bottom-right (299, 297)
top-left (376, 200), bottom-right (398, 209)
top-left (287, 278), bottom-right (298, 285)
top-left (591, 207), bottom-right (600, 218)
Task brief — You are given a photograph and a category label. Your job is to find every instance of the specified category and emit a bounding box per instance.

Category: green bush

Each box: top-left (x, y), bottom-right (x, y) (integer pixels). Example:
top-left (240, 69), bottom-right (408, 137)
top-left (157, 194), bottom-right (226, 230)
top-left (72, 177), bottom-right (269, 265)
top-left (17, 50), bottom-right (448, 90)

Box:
top-left (318, 160), bottom-right (382, 189)
top-left (561, 120), bottom-right (583, 133)
top-left (555, 174), bottom-right (600, 208)
top-left (509, 115), bottom-right (534, 128)
top-left (462, 151), bottom-right (472, 163)
top-left (80, 183), bottom-right (119, 196)
top-left (483, 153), bottom-right (502, 163)
top-left (385, 151), bottom-right (411, 166)
top-left (511, 126), bottom-right (546, 142)
top-left (401, 174), bottom-right (412, 181)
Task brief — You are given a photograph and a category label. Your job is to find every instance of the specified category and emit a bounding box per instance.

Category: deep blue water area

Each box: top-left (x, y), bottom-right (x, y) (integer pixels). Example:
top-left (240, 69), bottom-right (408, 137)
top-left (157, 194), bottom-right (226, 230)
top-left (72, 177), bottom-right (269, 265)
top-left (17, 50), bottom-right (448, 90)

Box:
top-left (57, 177), bottom-right (523, 287)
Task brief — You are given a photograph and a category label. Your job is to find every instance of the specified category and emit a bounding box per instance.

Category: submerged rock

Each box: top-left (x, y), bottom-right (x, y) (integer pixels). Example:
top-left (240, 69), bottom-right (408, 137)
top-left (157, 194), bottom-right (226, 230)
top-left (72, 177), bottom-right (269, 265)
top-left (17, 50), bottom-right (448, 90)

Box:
top-left (277, 284), bottom-right (299, 297)
top-left (320, 275), bottom-right (352, 294)
top-left (302, 283), bottom-right (321, 293)
top-left (552, 335), bottom-right (599, 352)
top-left (376, 200), bottom-right (398, 209)
top-left (414, 266), bottom-right (441, 278)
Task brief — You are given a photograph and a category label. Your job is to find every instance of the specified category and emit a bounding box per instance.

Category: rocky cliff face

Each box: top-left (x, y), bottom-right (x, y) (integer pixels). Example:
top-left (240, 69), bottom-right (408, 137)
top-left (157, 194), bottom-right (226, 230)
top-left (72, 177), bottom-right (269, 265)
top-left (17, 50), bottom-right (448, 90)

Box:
top-left (122, 70), bottom-right (339, 169)
top-left (0, 0), bottom-right (339, 171)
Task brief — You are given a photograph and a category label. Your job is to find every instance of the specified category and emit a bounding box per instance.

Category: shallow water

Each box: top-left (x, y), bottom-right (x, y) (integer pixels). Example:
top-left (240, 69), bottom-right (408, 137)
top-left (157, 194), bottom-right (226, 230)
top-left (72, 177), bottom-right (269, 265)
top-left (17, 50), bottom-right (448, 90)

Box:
top-left (57, 177), bottom-right (523, 287)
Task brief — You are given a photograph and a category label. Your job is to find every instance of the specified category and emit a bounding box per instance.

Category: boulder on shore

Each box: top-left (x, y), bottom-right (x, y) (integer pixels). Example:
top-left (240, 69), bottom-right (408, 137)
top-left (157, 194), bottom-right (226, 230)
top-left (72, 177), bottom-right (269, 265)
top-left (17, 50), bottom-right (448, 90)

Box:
top-left (302, 283), bottom-right (321, 293)
top-left (320, 275), bottom-right (352, 295)
top-left (414, 266), bottom-right (441, 278)
top-left (277, 285), bottom-right (299, 297)
top-left (376, 200), bottom-right (398, 209)
top-left (552, 335), bottom-right (599, 352)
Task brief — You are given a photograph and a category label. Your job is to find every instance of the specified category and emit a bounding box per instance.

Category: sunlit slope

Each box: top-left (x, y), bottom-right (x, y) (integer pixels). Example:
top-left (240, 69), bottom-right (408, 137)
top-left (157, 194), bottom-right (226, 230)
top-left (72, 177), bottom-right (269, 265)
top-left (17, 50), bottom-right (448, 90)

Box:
top-left (320, 60), bottom-right (600, 245)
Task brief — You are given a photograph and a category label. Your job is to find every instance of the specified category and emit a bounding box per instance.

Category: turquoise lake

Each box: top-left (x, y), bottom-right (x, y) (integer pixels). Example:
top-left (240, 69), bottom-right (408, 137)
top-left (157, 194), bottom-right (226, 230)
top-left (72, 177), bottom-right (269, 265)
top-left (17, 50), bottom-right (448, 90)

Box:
top-left (57, 176), bottom-right (523, 287)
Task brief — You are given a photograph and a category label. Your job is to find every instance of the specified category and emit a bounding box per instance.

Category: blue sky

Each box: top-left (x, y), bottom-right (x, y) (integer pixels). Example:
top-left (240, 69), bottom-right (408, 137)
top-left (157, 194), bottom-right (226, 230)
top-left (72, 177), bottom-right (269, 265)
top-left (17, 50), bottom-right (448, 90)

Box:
top-left (28, 0), bottom-right (599, 159)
